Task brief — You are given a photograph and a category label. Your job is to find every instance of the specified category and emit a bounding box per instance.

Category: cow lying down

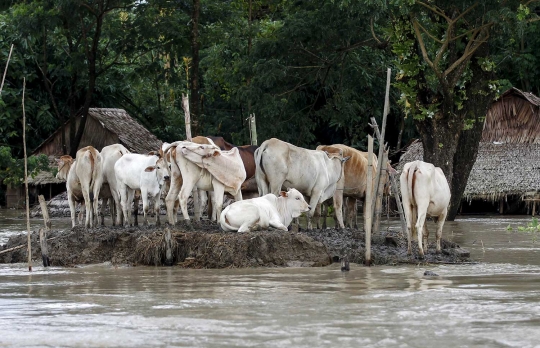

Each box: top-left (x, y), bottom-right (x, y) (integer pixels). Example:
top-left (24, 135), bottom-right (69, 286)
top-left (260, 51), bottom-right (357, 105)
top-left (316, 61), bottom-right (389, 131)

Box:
top-left (220, 188), bottom-right (310, 232)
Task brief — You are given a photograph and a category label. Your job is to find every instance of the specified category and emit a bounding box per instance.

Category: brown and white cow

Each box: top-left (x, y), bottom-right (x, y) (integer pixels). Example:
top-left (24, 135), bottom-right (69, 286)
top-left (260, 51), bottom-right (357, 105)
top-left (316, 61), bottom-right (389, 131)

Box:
top-left (316, 144), bottom-right (396, 230)
top-left (255, 138), bottom-right (349, 230)
top-left (56, 146), bottom-right (103, 228)
top-left (400, 160), bottom-right (451, 258)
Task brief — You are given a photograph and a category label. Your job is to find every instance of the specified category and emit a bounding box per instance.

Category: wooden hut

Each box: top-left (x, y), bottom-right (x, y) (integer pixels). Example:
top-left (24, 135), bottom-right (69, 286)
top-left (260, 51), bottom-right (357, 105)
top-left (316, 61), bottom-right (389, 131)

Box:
top-left (399, 88), bottom-right (540, 214)
top-left (5, 108), bottom-right (162, 208)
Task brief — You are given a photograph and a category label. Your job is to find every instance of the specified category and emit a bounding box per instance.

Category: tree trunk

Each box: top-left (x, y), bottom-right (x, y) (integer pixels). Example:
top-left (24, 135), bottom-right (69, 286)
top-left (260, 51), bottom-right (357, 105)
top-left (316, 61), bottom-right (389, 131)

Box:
top-left (189, 0), bottom-right (201, 135)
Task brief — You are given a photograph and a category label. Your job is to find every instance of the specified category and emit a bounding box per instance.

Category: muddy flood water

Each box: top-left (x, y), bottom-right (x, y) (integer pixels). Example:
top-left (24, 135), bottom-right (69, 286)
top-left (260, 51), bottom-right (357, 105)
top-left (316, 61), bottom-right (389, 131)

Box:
top-left (1, 209), bottom-right (540, 347)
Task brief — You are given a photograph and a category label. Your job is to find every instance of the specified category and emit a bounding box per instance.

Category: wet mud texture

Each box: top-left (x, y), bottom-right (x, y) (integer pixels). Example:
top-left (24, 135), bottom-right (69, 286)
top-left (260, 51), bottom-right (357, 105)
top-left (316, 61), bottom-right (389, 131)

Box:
top-left (0, 221), bottom-right (470, 267)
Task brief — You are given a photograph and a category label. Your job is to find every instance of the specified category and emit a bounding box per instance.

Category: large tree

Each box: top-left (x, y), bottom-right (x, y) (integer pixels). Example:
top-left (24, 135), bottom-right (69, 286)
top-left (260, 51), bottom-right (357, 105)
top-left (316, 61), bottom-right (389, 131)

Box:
top-left (388, 0), bottom-right (537, 220)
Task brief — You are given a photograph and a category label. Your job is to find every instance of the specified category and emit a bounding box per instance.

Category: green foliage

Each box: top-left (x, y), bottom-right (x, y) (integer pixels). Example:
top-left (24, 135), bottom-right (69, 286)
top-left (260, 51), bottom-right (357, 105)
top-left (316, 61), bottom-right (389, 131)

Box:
top-left (0, 146), bottom-right (51, 186)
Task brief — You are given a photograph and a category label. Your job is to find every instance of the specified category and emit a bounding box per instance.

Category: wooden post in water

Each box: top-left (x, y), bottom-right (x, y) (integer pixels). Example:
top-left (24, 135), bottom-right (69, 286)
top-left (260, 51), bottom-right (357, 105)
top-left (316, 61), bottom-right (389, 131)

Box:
top-left (38, 195), bottom-right (51, 267)
top-left (182, 93), bottom-right (200, 221)
top-left (365, 135), bottom-right (374, 266)
top-left (372, 150), bottom-right (389, 234)
top-left (249, 114), bottom-right (258, 146)
top-left (22, 77), bottom-right (32, 272)
top-left (371, 68), bottom-right (391, 226)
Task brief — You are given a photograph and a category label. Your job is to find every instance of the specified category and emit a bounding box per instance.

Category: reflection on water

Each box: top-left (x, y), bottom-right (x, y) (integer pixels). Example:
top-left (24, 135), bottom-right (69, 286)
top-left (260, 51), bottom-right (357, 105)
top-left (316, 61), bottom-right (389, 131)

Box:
top-left (1, 210), bottom-right (540, 347)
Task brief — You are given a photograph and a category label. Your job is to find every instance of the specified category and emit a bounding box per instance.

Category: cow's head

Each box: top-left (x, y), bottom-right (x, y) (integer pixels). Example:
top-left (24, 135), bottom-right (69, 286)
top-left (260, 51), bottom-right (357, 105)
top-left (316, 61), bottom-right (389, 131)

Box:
top-left (55, 155), bottom-right (74, 181)
top-left (144, 157), bottom-right (170, 186)
top-left (180, 143), bottom-right (221, 163)
top-left (280, 188), bottom-right (310, 217)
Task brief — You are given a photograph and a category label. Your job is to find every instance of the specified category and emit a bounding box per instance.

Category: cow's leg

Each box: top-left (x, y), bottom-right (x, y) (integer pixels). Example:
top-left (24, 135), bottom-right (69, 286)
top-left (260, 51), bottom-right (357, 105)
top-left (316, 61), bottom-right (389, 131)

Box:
top-left (333, 192), bottom-right (345, 229)
top-left (166, 180), bottom-right (181, 225)
top-left (436, 208), bottom-right (448, 254)
top-left (415, 203), bottom-right (429, 259)
top-left (212, 183), bottom-right (226, 223)
top-left (118, 184), bottom-right (129, 226)
top-left (80, 186), bottom-right (92, 228)
top-left (133, 191), bottom-right (140, 226)
top-left (78, 202), bottom-right (84, 226)
top-left (423, 221), bottom-right (430, 253)
top-left (315, 203), bottom-right (322, 229)
top-left (154, 193), bottom-right (161, 226)
top-left (92, 186), bottom-right (101, 228)
top-left (207, 191), bottom-right (214, 220)
top-left (179, 177), bottom-right (198, 224)
top-left (141, 188), bottom-right (150, 226)
top-left (193, 188), bottom-right (201, 221)
top-left (402, 202), bottom-right (413, 255)
top-left (306, 191), bottom-right (322, 230)
top-left (68, 194), bottom-right (77, 228)
top-left (199, 190), bottom-right (208, 218)
top-left (353, 199), bottom-right (359, 229)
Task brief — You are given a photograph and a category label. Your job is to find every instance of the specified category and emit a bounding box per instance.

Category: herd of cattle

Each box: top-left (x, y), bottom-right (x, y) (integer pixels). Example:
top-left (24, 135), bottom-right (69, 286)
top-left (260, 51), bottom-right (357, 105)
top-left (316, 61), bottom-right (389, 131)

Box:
top-left (55, 136), bottom-right (451, 257)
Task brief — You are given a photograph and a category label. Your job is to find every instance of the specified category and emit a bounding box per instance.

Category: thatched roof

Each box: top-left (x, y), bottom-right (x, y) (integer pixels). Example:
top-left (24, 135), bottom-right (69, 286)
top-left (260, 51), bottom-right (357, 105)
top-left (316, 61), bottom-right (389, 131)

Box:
top-left (482, 87), bottom-right (540, 144)
top-left (29, 108), bottom-right (163, 185)
top-left (87, 108), bottom-right (162, 154)
top-left (399, 140), bottom-right (540, 201)
top-left (27, 156), bottom-right (62, 185)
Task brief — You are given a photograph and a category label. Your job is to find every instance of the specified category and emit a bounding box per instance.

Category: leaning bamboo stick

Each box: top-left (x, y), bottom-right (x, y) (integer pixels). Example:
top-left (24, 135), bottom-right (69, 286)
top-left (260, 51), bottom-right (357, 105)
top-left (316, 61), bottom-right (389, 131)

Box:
top-left (0, 44), bottom-right (14, 95)
top-left (365, 135), bottom-right (374, 266)
top-left (371, 68), bottom-right (391, 222)
top-left (372, 150), bottom-right (389, 234)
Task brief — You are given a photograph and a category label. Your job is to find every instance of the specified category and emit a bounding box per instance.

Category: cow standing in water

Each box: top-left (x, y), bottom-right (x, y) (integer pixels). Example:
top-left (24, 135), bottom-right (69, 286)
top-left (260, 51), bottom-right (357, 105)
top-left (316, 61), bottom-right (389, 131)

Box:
top-left (220, 188), bottom-right (310, 232)
top-left (400, 160), bottom-right (451, 258)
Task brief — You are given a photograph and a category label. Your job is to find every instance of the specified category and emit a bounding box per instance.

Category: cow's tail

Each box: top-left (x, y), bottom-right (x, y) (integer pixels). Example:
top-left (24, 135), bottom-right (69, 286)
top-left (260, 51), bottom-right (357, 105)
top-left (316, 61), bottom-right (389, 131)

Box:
top-left (219, 205), bottom-right (235, 231)
top-left (88, 147), bottom-right (100, 203)
top-left (254, 144), bottom-right (269, 196)
top-left (406, 161), bottom-right (419, 239)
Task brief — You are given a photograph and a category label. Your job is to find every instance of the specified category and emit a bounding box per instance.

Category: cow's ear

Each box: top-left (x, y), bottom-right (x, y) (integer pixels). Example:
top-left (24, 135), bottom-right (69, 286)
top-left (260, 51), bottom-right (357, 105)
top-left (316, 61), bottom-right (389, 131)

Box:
top-left (147, 151), bottom-right (157, 156)
top-left (342, 156), bottom-right (351, 163)
top-left (212, 150), bottom-right (220, 157)
top-left (144, 166), bottom-right (156, 172)
top-left (279, 191), bottom-right (288, 197)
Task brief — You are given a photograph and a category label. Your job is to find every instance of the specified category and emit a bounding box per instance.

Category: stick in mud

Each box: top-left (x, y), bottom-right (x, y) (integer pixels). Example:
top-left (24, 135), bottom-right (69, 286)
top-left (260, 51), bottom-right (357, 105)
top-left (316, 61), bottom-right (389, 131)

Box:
top-left (164, 228), bottom-right (173, 266)
top-left (22, 77), bottom-right (32, 272)
top-left (39, 228), bottom-right (50, 267)
top-left (365, 135), bottom-right (374, 266)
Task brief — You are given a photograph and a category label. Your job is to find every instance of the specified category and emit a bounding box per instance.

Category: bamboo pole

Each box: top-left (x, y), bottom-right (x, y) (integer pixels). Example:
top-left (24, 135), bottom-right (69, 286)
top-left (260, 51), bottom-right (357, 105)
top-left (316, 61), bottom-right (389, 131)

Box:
top-left (249, 114), bottom-right (258, 146)
top-left (22, 77), bottom-right (32, 272)
top-left (38, 195), bottom-right (51, 267)
top-left (371, 68), bottom-right (391, 223)
top-left (365, 135), bottom-right (374, 266)
top-left (0, 44), bottom-right (14, 95)
top-left (372, 150), bottom-right (389, 234)
top-left (181, 93), bottom-right (200, 221)
top-left (164, 228), bottom-right (173, 266)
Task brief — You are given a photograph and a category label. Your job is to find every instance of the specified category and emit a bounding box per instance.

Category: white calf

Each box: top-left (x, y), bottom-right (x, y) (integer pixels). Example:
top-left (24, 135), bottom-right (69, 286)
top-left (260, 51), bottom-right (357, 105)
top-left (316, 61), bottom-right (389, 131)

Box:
top-left (400, 160), bottom-right (451, 258)
top-left (220, 188), bottom-right (310, 232)
top-left (114, 154), bottom-right (169, 226)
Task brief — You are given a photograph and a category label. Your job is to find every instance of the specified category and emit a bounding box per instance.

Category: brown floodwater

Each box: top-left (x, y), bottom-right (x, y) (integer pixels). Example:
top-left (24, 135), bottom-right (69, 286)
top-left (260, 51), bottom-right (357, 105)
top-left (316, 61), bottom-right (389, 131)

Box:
top-left (1, 209), bottom-right (540, 347)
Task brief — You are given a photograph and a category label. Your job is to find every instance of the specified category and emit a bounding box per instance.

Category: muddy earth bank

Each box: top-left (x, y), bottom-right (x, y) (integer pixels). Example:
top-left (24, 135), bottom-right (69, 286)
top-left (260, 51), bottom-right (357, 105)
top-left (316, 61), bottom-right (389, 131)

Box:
top-left (0, 221), bottom-right (470, 267)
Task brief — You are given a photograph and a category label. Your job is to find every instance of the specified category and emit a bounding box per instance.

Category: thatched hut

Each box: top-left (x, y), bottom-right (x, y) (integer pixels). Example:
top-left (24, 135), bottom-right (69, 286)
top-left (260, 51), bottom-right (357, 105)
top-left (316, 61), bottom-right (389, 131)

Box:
top-left (5, 108), bottom-right (162, 208)
top-left (399, 88), bottom-right (540, 214)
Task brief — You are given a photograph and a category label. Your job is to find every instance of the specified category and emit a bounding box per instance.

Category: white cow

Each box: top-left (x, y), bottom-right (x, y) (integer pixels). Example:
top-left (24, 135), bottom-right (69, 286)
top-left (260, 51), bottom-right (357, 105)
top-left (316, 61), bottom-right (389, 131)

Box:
top-left (55, 146), bottom-right (103, 228)
top-left (255, 138), bottom-right (349, 229)
top-left (164, 140), bottom-right (246, 226)
top-left (400, 160), bottom-right (451, 258)
top-left (220, 188), bottom-right (310, 232)
top-left (114, 154), bottom-right (169, 226)
top-left (100, 144), bottom-right (130, 225)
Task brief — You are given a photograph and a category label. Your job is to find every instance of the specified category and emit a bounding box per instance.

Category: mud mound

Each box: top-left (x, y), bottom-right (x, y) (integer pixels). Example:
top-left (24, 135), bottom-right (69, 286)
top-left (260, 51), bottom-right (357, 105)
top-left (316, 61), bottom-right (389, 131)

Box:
top-left (0, 221), bottom-right (331, 268)
top-left (0, 221), bottom-right (470, 267)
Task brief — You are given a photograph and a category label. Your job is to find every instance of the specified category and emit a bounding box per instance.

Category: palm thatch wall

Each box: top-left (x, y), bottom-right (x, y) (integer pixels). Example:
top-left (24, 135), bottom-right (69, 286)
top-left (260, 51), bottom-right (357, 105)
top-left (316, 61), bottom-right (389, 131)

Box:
top-left (399, 88), bottom-right (540, 203)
